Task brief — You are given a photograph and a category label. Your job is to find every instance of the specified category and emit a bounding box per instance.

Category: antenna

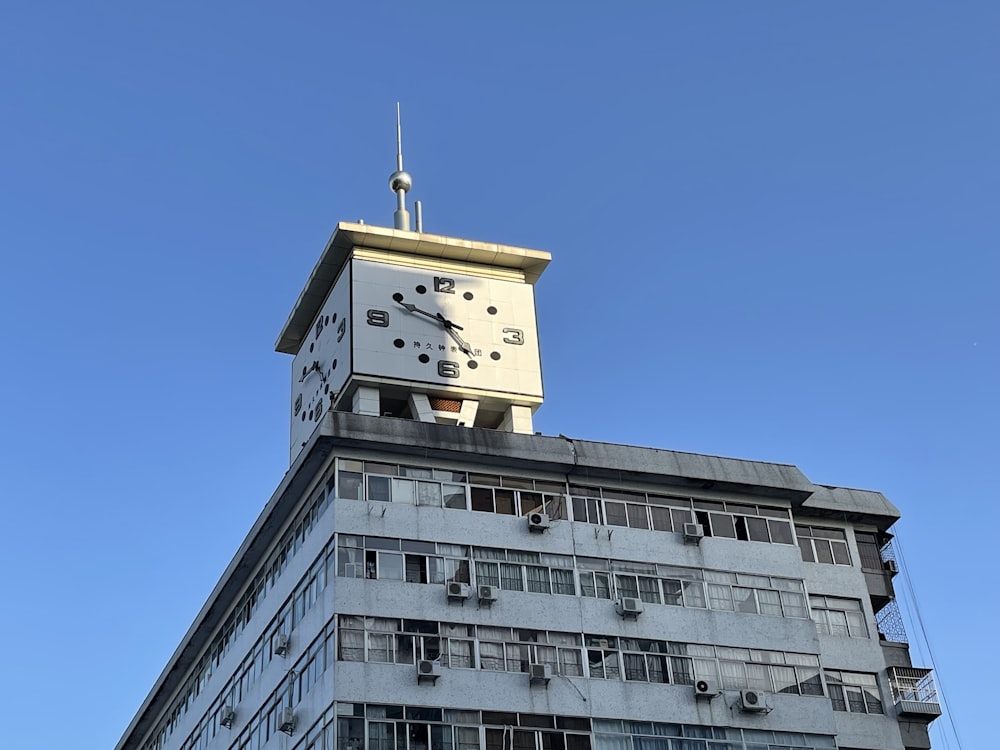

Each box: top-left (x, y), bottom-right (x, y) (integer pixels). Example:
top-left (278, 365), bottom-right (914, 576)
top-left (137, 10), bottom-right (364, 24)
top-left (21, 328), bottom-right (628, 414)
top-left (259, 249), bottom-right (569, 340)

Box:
top-left (389, 102), bottom-right (412, 231)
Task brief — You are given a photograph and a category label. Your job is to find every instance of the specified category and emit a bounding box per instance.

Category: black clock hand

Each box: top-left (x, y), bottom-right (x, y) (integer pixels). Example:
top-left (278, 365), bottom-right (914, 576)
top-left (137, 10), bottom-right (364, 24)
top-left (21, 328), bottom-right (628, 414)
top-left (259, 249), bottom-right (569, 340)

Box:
top-left (397, 298), bottom-right (474, 355)
top-left (443, 324), bottom-right (474, 357)
top-left (398, 300), bottom-right (465, 330)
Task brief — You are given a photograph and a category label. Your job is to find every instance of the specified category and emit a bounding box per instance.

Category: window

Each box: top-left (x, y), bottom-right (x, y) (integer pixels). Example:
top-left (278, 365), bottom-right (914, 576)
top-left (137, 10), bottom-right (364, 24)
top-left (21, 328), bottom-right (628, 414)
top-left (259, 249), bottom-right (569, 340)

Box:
top-left (854, 531), bottom-right (888, 570)
top-left (810, 595), bottom-right (868, 638)
top-left (337, 535), bottom-right (808, 623)
top-left (825, 670), bottom-right (883, 714)
top-left (796, 525), bottom-right (851, 565)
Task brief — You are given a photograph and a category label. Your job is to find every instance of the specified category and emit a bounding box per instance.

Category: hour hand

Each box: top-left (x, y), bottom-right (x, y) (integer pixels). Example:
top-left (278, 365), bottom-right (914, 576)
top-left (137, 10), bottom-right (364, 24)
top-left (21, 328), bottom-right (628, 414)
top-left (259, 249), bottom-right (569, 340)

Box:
top-left (445, 326), bottom-right (474, 357)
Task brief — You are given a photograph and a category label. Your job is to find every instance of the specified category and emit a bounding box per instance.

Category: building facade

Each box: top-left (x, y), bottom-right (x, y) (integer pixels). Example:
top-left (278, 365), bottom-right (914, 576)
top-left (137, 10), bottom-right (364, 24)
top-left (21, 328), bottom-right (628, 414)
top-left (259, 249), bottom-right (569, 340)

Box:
top-left (116, 218), bottom-right (940, 750)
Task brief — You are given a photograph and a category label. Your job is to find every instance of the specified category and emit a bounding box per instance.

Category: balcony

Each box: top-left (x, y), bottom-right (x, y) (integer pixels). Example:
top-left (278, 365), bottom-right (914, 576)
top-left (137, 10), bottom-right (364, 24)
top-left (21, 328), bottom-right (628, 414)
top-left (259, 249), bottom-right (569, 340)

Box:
top-left (888, 666), bottom-right (942, 719)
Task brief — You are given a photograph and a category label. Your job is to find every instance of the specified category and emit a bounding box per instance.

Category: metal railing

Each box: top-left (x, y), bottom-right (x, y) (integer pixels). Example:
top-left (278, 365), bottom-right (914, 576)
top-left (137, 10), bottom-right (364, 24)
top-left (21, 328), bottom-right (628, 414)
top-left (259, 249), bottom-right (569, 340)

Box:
top-left (888, 666), bottom-right (942, 717)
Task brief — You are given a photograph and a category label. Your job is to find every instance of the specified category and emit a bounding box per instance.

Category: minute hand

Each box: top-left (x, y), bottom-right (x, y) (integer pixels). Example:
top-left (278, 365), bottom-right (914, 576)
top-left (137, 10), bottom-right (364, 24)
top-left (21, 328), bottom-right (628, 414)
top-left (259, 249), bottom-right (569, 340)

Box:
top-left (398, 301), bottom-right (464, 330)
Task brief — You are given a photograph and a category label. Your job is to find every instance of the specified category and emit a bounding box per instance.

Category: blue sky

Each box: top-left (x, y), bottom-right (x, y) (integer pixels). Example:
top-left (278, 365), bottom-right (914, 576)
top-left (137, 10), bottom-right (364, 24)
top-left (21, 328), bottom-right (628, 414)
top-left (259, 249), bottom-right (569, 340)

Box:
top-left (1, 3), bottom-right (994, 747)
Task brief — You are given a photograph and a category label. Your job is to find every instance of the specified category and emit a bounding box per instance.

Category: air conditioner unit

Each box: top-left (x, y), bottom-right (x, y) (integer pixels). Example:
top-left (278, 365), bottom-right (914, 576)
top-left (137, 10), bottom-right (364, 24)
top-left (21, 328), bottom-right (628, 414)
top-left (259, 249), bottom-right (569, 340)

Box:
top-left (694, 680), bottom-right (718, 699)
top-left (274, 633), bottom-right (290, 657)
top-left (417, 659), bottom-right (442, 683)
top-left (683, 523), bottom-right (705, 543)
top-left (615, 597), bottom-right (644, 617)
top-left (739, 689), bottom-right (768, 713)
top-left (447, 581), bottom-right (471, 600)
top-left (529, 663), bottom-right (552, 684)
top-left (478, 584), bottom-right (499, 604)
top-left (220, 706), bottom-right (236, 729)
top-left (884, 559), bottom-right (899, 574)
top-left (528, 512), bottom-right (550, 532)
top-left (279, 707), bottom-right (295, 735)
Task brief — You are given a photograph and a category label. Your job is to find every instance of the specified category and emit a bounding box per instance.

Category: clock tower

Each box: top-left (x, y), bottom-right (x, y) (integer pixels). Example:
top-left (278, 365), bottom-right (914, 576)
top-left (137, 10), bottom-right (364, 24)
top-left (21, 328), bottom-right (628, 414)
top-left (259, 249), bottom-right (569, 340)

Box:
top-left (275, 111), bottom-right (550, 463)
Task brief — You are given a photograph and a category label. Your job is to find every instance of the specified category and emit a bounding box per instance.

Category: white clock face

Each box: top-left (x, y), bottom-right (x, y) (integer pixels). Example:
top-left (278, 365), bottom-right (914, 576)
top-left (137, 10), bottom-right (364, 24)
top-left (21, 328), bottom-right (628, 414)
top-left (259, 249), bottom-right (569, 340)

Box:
top-left (351, 258), bottom-right (542, 398)
top-left (289, 266), bottom-right (352, 455)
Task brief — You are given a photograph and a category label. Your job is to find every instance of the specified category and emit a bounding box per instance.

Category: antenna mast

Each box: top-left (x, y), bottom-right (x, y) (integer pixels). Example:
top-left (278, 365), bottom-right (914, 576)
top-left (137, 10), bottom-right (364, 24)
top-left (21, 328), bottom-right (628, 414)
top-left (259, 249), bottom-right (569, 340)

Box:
top-left (389, 102), bottom-right (412, 231)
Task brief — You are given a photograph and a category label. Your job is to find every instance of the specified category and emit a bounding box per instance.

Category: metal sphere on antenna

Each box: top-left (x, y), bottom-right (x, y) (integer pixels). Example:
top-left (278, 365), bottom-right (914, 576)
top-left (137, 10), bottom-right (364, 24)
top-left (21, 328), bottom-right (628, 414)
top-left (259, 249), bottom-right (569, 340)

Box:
top-left (389, 170), bottom-right (412, 193)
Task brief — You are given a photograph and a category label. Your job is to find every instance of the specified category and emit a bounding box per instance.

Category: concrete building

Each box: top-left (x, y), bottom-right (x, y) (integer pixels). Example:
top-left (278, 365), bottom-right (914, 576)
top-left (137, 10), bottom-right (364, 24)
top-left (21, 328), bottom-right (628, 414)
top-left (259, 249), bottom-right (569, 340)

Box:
top-left (116, 168), bottom-right (941, 750)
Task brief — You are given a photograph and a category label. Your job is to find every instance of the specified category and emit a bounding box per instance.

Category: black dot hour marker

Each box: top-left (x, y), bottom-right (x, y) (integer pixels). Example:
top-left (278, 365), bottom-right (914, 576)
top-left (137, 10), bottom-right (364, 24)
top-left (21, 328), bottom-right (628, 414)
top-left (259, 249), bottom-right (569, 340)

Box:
top-left (393, 338), bottom-right (405, 348)
top-left (490, 351), bottom-right (501, 361)
top-left (487, 306), bottom-right (498, 315)
top-left (463, 292), bottom-right (474, 300)
top-left (418, 353), bottom-right (430, 363)
top-left (468, 360), bottom-right (478, 370)
top-left (392, 292), bottom-right (404, 302)
top-left (331, 313), bottom-right (337, 324)
top-left (325, 315), bottom-right (329, 325)
top-left (416, 285), bottom-right (427, 294)
top-left (309, 343), bottom-right (314, 352)
top-left (331, 359), bottom-right (338, 370)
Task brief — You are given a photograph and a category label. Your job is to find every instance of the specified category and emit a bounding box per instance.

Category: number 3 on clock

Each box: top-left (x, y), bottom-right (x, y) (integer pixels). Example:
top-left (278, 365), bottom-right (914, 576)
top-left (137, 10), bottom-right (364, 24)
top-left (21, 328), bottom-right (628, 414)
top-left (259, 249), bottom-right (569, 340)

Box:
top-left (502, 328), bottom-right (524, 345)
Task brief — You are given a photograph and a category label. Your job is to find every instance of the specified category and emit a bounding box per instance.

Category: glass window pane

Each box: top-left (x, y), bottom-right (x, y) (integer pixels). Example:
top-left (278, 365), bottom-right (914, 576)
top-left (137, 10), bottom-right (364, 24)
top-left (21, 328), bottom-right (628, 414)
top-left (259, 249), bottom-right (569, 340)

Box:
top-left (436, 484), bottom-right (462, 508)
top-left (832, 541), bottom-right (851, 565)
top-left (767, 519), bottom-right (793, 544)
top-left (638, 577), bottom-right (660, 604)
top-left (733, 586), bottom-right (757, 614)
top-left (526, 566), bottom-right (550, 593)
top-left (671, 508), bottom-right (692, 530)
top-left (773, 665), bottom-right (798, 694)
top-left (670, 656), bottom-right (694, 685)
top-left (650, 506), bottom-right (672, 531)
top-left (501, 563), bottom-right (524, 591)
top-left (708, 584), bottom-right (734, 611)
top-left (798, 539), bottom-right (815, 562)
top-left (339, 471), bottom-right (364, 500)
top-left (682, 581), bottom-right (706, 608)
top-left (469, 473), bottom-right (501, 486)
top-left (780, 591), bottom-right (807, 619)
top-left (495, 490), bottom-right (516, 515)
top-left (616, 575), bottom-right (639, 599)
top-left (757, 589), bottom-right (782, 617)
top-left (380, 553), bottom-right (404, 580)
top-left (605, 502), bottom-right (628, 527)
top-left (624, 653), bottom-right (647, 681)
top-left (471, 487), bottom-right (494, 512)
top-left (626, 504), bottom-right (649, 529)
top-left (476, 561), bottom-right (500, 587)
top-left (391, 478), bottom-right (415, 504)
top-left (552, 568), bottom-right (576, 595)
top-left (520, 492), bottom-right (544, 516)
top-left (746, 517), bottom-right (770, 542)
top-left (815, 540), bottom-right (835, 564)
top-left (709, 513), bottom-right (736, 538)
top-left (847, 611), bottom-right (867, 637)
top-left (417, 482), bottom-right (442, 507)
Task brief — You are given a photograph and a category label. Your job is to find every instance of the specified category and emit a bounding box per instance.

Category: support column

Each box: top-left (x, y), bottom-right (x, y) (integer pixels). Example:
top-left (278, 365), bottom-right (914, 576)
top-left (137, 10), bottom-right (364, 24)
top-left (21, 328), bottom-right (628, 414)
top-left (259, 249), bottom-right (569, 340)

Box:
top-left (498, 404), bottom-right (533, 434)
top-left (407, 393), bottom-right (436, 423)
top-left (352, 386), bottom-right (380, 417)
